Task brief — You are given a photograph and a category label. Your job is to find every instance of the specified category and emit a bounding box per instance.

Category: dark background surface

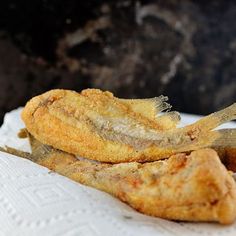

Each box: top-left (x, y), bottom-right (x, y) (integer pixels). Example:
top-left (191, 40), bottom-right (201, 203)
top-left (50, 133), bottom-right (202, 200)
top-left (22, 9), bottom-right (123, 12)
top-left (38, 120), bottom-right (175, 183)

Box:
top-left (0, 0), bottom-right (236, 123)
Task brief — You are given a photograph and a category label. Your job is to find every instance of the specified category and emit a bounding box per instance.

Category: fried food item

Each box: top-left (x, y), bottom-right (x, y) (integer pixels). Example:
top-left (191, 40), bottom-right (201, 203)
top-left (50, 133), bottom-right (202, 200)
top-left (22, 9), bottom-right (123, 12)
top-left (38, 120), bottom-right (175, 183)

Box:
top-left (3, 133), bottom-right (236, 224)
top-left (51, 149), bottom-right (236, 224)
top-left (21, 89), bottom-right (236, 163)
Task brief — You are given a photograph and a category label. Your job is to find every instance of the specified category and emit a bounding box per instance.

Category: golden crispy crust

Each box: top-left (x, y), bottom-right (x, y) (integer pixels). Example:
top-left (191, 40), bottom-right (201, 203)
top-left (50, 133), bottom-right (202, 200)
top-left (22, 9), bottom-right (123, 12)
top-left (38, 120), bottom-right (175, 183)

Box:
top-left (21, 89), bottom-right (176, 162)
top-left (12, 141), bottom-right (236, 224)
top-left (21, 89), bottom-right (236, 163)
top-left (61, 149), bottom-right (236, 224)
top-left (17, 89), bottom-right (236, 223)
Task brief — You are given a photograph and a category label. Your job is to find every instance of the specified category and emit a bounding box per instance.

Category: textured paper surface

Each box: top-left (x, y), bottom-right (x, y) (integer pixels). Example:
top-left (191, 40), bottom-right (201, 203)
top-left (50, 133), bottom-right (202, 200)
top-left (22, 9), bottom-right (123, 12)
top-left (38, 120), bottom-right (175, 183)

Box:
top-left (0, 108), bottom-right (236, 236)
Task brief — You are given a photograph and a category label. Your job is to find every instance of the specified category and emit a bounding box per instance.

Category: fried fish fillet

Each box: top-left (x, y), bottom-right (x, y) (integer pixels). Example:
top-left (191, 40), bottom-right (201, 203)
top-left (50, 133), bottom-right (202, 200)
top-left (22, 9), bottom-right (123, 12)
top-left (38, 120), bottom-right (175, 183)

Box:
top-left (21, 89), bottom-right (236, 163)
top-left (3, 134), bottom-right (236, 224)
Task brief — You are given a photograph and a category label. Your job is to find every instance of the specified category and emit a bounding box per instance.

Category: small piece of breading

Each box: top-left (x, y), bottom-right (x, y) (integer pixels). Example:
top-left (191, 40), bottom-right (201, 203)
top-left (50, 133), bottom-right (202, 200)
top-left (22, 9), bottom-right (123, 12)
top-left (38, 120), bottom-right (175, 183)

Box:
top-left (21, 89), bottom-right (236, 163)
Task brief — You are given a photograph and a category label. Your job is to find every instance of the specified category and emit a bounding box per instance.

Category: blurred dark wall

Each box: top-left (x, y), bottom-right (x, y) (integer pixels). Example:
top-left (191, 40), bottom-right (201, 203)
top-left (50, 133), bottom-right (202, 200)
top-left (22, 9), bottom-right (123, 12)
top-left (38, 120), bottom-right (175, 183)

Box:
top-left (0, 0), bottom-right (236, 123)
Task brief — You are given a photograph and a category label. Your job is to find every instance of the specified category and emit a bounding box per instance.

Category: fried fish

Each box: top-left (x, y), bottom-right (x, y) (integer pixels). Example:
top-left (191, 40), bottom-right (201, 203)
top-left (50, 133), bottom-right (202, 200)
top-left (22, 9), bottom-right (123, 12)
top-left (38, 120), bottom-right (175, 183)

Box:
top-left (2, 132), bottom-right (236, 225)
top-left (21, 89), bottom-right (236, 163)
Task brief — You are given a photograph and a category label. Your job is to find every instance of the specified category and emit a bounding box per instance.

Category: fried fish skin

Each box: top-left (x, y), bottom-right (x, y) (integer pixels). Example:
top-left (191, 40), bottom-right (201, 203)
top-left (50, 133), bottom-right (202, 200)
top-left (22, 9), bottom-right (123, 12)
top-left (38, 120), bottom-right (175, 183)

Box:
top-left (11, 141), bottom-right (236, 224)
top-left (21, 89), bottom-right (236, 163)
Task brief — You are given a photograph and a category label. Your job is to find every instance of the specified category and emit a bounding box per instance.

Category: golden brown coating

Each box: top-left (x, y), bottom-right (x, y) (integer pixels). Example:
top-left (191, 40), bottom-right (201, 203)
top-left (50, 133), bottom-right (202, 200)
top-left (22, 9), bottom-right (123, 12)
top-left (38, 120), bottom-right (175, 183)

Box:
top-left (21, 89), bottom-right (236, 163)
top-left (57, 149), bottom-right (236, 224)
top-left (5, 137), bottom-right (236, 224)
top-left (21, 89), bottom-right (177, 162)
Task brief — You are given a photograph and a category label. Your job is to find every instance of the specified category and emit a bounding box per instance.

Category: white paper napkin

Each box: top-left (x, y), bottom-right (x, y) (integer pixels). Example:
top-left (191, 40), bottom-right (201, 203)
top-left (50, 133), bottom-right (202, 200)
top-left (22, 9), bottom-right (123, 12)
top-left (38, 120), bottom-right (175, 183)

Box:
top-left (0, 108), bottom-right (236, 236)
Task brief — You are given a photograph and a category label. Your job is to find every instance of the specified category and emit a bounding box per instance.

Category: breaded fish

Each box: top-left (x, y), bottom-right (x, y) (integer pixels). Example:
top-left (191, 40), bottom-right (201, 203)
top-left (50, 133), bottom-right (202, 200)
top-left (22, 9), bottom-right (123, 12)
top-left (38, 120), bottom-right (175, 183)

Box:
top-left (21, 89), bottom-right (236, 163)
top-left (2, 133), bottom-right (236, 224)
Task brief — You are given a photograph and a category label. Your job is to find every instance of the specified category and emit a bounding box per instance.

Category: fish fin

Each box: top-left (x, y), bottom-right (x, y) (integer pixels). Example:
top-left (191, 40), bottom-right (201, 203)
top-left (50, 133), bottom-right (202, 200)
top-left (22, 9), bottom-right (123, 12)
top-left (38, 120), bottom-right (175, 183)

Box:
top-left (156, 111), bottom-right (181, 130)
top-left (212, 129), bottom-right (236, 147)
top-left (0, 146), bottom-right (32, 159)
top-left (119, 96), bottom-right (178, 128)
top-left (186, 103), bottom-right (236, 132)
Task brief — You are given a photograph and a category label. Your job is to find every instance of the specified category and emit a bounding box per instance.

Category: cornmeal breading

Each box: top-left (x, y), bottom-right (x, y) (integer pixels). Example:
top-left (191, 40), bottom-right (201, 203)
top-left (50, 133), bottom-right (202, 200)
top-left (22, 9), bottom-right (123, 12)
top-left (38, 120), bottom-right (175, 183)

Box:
top-left (21, 89), bottom-right (236, 163)
top-left (4, 136), bottom-right (236, 224)
top-left (58, 149), bottom-right (236, 224)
